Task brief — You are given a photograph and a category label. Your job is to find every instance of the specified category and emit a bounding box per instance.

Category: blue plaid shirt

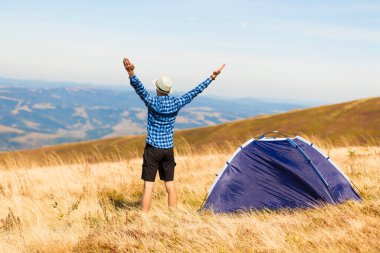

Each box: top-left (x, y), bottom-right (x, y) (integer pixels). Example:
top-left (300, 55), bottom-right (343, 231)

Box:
top-left (130, 75), bottom-right (213, 148)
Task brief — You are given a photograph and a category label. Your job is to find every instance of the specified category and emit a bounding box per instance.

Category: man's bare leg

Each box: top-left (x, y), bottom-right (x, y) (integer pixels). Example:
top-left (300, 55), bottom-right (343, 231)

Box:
top-left (141, 181), bottom-right (154, 212)
top-left (164, 181), bottom-right (177, 208)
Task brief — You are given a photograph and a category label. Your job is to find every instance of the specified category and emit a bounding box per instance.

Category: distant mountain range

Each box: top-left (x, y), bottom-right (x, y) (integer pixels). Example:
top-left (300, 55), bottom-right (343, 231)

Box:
top-left (0, 77), bottom-right (308, 151)
top-left (1, 97), bottom-right (377, 167)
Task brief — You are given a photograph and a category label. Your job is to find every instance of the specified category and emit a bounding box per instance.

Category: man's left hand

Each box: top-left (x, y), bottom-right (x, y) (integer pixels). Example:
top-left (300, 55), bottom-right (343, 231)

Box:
top-left (211, 64), bottom-right (226, 80)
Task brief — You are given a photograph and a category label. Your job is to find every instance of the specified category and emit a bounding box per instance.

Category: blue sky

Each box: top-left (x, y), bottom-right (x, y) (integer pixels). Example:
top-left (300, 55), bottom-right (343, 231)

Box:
top-left (0, 0), bottom-right (379, 102)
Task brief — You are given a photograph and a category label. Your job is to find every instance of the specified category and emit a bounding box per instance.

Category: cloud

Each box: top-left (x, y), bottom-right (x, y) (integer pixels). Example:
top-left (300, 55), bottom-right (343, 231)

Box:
top-left (271, 20), bottom-right (380, 44)
top-left (240, 21), bottom-right (248, 29)
top-left (336, 3), bottom-right (380, 13)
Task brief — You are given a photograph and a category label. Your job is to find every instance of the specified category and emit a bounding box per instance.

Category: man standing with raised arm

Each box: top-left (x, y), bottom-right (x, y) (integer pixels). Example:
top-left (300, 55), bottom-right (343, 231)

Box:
top-left (123, 57), bottom-right (225, 212)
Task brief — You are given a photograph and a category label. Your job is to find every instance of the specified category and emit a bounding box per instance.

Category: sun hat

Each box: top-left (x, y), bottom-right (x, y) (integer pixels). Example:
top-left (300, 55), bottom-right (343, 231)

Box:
top-left (152, 75), bottom-right (173, 94)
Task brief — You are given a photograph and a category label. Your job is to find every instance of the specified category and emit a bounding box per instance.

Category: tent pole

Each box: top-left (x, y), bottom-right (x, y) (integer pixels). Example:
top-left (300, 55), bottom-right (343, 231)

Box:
top-left (287, 138), bottom-right (337, 204)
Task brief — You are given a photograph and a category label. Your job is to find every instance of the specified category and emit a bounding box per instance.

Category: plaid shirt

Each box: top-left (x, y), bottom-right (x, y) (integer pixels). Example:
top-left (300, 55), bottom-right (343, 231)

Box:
top-left (130, 75), bottom-right (213, 148)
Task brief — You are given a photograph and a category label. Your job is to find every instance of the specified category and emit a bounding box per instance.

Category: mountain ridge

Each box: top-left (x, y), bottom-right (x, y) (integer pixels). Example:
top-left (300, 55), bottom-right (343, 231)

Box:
top-left (0, 97), bottom-right (378, 168)
top-left (0, 84), bottom-right (306, 151)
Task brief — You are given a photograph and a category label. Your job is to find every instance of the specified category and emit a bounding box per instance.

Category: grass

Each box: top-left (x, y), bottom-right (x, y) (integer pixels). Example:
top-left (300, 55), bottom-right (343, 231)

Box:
top-left (0, 141), bottom-right (379, 252)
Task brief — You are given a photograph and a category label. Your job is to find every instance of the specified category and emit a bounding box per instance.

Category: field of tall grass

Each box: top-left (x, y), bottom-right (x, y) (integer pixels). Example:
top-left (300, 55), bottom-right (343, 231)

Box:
top-left (0, 140), bottom-right (379, 252)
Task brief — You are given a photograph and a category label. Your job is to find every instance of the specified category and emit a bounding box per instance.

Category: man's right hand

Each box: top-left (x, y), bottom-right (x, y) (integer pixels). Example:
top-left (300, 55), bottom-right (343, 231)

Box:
top-left (123, 57), bottom-right (135, 77)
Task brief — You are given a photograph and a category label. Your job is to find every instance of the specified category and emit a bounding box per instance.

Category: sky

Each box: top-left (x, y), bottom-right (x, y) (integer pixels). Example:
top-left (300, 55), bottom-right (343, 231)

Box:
top-left (0, 0), bottom-right (379, 102)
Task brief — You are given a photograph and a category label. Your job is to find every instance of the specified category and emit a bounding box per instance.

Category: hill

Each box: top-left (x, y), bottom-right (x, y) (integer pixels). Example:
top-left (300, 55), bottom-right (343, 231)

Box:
top-left (0, 98), bottom-right (379, 252)
top-left (0, 81), bottom-right (305, 151)
top-left (0, 97), bottom-right (378, 168)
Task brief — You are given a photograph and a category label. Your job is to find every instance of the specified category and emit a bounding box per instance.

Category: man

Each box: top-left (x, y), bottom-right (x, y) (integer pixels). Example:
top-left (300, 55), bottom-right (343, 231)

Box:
top-left (123, 57), bottom-right (225, 212)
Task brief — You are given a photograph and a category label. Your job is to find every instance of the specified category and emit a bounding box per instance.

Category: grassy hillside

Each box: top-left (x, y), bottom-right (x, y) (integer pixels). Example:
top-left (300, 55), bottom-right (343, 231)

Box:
top-left (1, 145), bottom-right (379, 252)
top-left (180, 97), bottom-right (380, 146)
top-left (0, 97), bottom-right (379, 168)
top-left (0, 97), bottom-right (379, 252)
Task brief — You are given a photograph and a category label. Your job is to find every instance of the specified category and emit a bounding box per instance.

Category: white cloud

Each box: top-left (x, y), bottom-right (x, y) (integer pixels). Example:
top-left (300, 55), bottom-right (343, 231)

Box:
top-left (240, 21), bottom-right (248, 29)
top-left (271, 20), bottom-right (380, 43)
top-left (334, 3), bottom-right (380, 13)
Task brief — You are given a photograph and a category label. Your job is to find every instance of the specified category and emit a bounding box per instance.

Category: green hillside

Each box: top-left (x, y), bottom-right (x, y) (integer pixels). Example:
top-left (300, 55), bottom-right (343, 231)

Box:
top-left (0, 97), bottom-right (378, 168)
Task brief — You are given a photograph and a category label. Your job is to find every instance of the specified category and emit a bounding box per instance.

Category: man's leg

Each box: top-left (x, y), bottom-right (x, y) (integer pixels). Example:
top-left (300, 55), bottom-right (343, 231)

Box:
top-left (141, 144), bottom-right (161, 212)
top-left (141, 181), bottom-right (154, 212)
top-left (164, 181), bottom-right (177, 208)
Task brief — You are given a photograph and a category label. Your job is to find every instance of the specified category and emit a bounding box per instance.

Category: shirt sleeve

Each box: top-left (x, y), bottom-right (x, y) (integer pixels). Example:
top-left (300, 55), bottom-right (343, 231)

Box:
top-left (177, 78), bottom-right (213, 109)
top-left (129, 75), bottom-right (154, 107)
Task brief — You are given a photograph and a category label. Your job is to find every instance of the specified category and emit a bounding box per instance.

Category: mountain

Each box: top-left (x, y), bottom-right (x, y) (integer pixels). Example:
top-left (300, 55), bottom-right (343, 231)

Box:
top-left (1, 97), bottom-right (378, 167)
top-left (0, 80), bottom-right (306, 151)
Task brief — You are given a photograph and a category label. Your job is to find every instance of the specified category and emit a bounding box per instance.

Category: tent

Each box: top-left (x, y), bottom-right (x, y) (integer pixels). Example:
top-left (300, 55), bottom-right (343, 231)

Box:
top-left (202, 132), bottom-right (361, 213)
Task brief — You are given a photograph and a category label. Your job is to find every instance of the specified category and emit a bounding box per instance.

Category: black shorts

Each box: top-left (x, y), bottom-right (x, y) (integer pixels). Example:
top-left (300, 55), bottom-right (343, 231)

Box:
top-left (141, 143), bottom-right (176, 182)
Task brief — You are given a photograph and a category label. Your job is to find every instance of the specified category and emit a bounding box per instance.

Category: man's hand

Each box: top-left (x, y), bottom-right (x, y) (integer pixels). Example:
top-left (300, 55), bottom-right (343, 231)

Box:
top-left (211, 64), bottom-right (225, 80)
top-left (123, 57), bottom-right (135, 77)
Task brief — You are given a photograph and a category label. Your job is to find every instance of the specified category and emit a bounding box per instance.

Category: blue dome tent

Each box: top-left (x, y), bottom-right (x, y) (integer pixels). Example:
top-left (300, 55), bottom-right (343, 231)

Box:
top-left (202, 131), bottom-right (361, 213)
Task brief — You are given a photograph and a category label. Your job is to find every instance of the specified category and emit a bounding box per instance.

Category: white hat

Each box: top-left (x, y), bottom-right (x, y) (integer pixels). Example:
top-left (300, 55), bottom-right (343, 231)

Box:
top-left (152, 75), bottom-right (173, 94)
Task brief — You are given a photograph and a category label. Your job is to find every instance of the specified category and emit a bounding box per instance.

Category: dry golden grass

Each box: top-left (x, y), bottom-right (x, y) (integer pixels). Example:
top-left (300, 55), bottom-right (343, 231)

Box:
top-left (0, 143), bottom-right (379, 252)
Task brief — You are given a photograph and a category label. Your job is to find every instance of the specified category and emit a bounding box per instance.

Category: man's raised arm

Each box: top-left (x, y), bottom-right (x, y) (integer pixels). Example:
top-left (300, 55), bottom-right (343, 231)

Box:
top-left (177, 64), bottom-right (225, 108)
top-left (123, 57), bottom-right (154, 107)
